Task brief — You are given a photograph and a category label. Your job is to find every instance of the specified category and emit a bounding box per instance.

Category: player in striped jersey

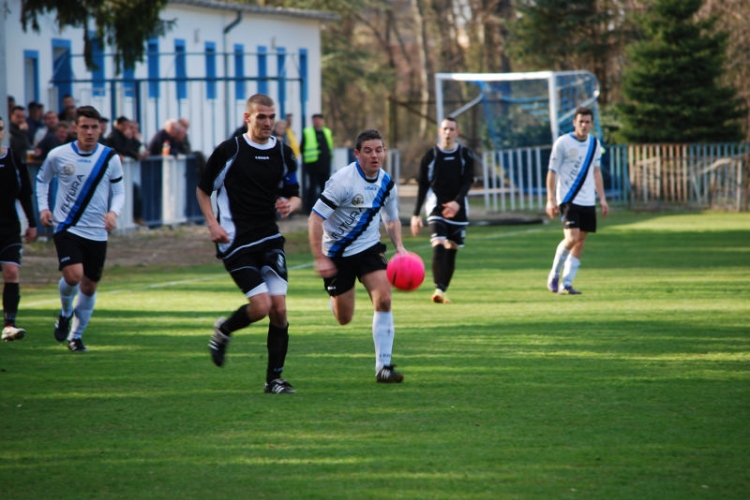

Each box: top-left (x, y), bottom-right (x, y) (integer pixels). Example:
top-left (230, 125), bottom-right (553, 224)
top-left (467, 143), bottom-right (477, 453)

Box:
top-left (36, 106), bottom-right (125, 352)
top-left (545, 107), bottom-right (609, 295)
top-left (308, 129), bottom-right (409, 383)
top-left (198, 94), bottom-right (301, 395)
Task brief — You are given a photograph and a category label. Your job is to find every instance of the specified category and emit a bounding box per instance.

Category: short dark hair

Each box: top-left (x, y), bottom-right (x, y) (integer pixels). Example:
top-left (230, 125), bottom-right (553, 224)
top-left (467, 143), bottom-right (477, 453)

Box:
top-left (115, 116), bottom-right (129, 125)
top-left (75, 105), bottom-right (102, 124)
top-left (575, 107), bottom-right (594, 120)
top-left (443, 116), bottom-right (457, 124)
top-left (355, 129), bottom-right (384, 151)
top-left (12, 105), bottom-right (25, 114)
top-left (246, 94), bottom-right (274, 112)
top-left (312, 113), bottom-right (324, 120)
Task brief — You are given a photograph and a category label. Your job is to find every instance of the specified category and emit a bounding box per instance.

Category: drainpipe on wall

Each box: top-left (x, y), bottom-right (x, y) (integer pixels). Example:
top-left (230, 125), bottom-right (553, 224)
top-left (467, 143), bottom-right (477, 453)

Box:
top-left (223, 10), bottom-right (242, 139)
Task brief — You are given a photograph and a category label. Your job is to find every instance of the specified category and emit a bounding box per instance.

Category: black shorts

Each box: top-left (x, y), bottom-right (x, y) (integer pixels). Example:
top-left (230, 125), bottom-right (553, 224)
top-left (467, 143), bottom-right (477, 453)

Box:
top-left (324, 243), bottom-right (388, 297)
top-left (53, 231), bottom-right (108, 282)
top-left (223, 240), bottom-right (289, 298)
top-left (0, 231), bottom-right (23, 266)
top-left (560, 203), bottom-right (597, 233)
top-left (429, 219), bottom-right (466, 247)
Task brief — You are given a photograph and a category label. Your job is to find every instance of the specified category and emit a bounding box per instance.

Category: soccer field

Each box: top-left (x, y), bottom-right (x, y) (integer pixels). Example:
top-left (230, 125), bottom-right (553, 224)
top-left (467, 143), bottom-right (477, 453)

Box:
top-left (1, 211), bottom-right (749, 499)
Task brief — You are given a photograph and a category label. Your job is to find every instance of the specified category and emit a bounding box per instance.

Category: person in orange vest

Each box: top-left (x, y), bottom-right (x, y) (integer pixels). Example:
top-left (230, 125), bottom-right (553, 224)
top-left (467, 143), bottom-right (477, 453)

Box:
top-left (301, 113), bottom-right (333, 213)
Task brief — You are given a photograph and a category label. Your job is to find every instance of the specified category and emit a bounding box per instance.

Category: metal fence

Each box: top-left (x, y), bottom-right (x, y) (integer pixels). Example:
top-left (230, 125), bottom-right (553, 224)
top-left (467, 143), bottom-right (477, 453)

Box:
top-left (477, 142), bottom-right (749, 212)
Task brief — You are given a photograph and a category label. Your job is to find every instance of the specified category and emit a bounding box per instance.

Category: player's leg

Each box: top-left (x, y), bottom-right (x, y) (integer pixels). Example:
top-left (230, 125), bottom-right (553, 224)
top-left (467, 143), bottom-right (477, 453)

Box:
top-left (2, 258), bottom-right (25, 341)
top-left (53, 232), bottom-right (83, 342)
top-left (441, 223), bottom-right (465, 299)
top-left (429, 220), bottom-right (450, 303)
top-left (548, 203), bottom-right (578, 292)
top-left (210, 251), bottom-right (272, 367)
top-left (262, 250), bottom-right (295, 394)
top-left (361, 266), bottom-right (403, 383)
top-left (67, 238), bottom-right (107, 352)
top-left (560, 205), bottom-right (596, 295)
top-left (324, 254), bottom-right (357, 325)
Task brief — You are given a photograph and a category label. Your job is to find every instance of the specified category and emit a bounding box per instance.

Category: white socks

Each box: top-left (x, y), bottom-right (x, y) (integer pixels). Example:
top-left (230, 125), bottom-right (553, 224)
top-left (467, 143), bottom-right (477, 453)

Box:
top-left (59, 278), bottom-right (79, 317)
top-left (550, 241), bottom-right (571, 278)
top-left (70, 292), bottom-right (96, 340)
top-left (562, 256), bottom-right (581, 288)
top-left (372, 311), bottom-right (394, 373)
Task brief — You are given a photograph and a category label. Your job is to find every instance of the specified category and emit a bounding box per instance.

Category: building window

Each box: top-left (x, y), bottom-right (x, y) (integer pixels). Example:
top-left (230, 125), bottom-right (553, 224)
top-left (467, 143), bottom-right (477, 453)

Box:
top-left (234, 44), bottom-right (245, 101)
top-left (175, 39), bottom-right (187, 100)
top-left (257, 45), bottom-right (268, 95)
top-left (205, 42), bottom-right (216, 100)
top-left (52, 39), bottom-right (73, 111)
top-left (147, 38), bottom-right (159, 99)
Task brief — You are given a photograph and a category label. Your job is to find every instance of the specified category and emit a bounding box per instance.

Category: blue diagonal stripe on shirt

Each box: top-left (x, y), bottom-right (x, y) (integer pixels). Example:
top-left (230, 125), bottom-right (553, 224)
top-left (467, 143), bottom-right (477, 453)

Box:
top-left (562, 136), bottom-right (597, 205)
top-left (328, 170), bottom-right (394, 258)
top-left (59, 146), bottom-right (112, 231)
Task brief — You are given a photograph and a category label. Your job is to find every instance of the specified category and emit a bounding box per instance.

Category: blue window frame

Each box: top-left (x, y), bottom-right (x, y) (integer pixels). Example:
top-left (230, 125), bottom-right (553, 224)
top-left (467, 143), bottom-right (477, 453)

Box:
top-left (276, 47), bottom-right (286, 117)
top-left (90, 32), bottom-right (105, 97)
top-left (52, 39), bottom-right (73, 111)
top-left (257, 45), bottom-right (268, 95)
top-left (234, 44), bottom-right (245, 101)
top-left (205, 42), bottom-right (216, 100)
top-left (175, 39), bottom-right (187, 100)
top-left (123, 65), bottom-right (135, 98)
top-left (147, 38), bottom-right (159, 98)
top-left (23, 50), bottom-right (40, 103)
top-left (299, 49), bottom-right (308, 106)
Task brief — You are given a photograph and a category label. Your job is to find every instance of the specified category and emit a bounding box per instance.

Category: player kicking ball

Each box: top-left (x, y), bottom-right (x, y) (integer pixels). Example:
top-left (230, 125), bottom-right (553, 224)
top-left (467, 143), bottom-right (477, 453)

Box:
top-left (308, 129), bottom-right (409, 384)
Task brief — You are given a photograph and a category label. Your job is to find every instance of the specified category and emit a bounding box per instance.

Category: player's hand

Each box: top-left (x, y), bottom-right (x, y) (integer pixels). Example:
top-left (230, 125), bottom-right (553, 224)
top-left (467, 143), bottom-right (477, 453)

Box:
top-left (314, 256), bottom-right (337, 278)
top-left (208, 222), bottom-right (230, 244)
top-left (545, 200), bottom-right (559, 219)
top-left (275, 197), bottom-right (293, 218)
top-left (600, 200), bottom-right (610, 217)
top-left (441, 201), bottom-right (459, 219)
top-left (104, 211), bottom-right (118, 232)
top-left (24, 226), bottom-right (37, 243)
top-left (40, 209), bottom-right (54, 227)
top-left (410, 216), bottom-right (423, 237)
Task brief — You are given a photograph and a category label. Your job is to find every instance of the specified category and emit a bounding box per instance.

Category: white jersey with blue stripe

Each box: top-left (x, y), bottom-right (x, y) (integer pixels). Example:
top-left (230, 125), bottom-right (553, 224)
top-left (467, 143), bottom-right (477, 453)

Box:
top-left (312, 161), bottom-right (399, 258)
top-left (548, 133), bottom-right (601, 207)
top-left (36, 141), bottom-right (125, 241)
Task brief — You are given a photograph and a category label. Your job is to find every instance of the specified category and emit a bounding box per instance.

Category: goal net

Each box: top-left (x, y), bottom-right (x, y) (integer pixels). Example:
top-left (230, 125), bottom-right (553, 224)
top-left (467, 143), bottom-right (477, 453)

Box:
top-left (435, 71), bottom-right (603, 150)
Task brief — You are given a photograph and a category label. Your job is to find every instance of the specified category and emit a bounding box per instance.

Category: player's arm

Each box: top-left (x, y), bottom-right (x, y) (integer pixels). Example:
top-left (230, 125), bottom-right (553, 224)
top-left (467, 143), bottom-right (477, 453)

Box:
top-left (16, 158), bottom-right (38, 242)
top-left (411, 151), bottom-right (431, 236)
top-left (545, 169), bottom-right (558, 218)
top-left (277, 146), bottom-right (303, 218)
top-left (35, 152), bottom-right (56, 226)
top-left (593, 167), bottom-right (609, 217)
top-left (383, 192), bottom-right (407, 254)
top-left (308, 212), bottom-right (336, 278)
top-left (104, 156), bottom-right (125, 232)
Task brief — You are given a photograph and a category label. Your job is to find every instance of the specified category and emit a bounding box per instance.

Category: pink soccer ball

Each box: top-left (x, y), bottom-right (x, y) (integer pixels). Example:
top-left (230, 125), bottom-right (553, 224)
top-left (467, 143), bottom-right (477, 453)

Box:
top-left (387, 252), bottom-right (425, 291)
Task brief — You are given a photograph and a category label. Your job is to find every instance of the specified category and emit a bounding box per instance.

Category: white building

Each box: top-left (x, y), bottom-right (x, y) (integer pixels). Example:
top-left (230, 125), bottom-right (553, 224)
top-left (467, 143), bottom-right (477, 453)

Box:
top-left (1, 0), bottom-right (337, 153)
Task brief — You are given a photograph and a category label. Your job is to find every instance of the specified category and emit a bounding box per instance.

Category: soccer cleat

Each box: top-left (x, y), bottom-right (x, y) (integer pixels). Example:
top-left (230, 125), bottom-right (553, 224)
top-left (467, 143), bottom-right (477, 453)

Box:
top-left (208, 318), bottom-right (230, 367)
top-left (54, 314), bottom-right (72, 342)
top-left (558, 285), bottom-right (582, 295)
top-left (431, 289), bottom-right (451, 304)
top-left (376, 365), bottom-right (404, 383)
top-left (547, 275), bottom-right (559, 293)
top-left (67, 337), bottom-right (88, 353)
top-left (2, 325), bottom-right (26, 342)
top-left (264, 378), bottom-right (296, 394)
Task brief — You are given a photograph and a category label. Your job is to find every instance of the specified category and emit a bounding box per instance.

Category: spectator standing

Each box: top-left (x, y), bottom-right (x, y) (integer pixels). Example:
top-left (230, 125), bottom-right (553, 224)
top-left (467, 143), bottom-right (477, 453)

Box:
top-left (36, 106), bottom-right (125, 353)
top-left (301, 113), bottom-right (333, 213)
top-left (0, 116), bottom-right (37, 342)
top-left (34, 122), bottom-right (71, 163)
top-left (147, 119), bottom-right (184, 156)
top-left (197, 94), bottom-right (301, 394)
top-left (410, 116), bottom-right (475, 304)
top-left (308, 129), bottom-right (408, 384)
top-left (106, 117), bottom-right (147, 226)
top-left (9, 106), bottom-right (32, 167)
top-left (57, 95), bottom-right (76, 121)
top-left (26, 102), bottom-right (45, 144)
top-left (34, 111), bottom-right (60, 145)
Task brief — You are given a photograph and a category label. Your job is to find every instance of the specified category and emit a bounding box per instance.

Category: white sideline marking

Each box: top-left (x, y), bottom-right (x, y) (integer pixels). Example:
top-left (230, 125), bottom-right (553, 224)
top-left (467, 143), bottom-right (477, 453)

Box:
top-left (24, 227), bottom-right (544, 306)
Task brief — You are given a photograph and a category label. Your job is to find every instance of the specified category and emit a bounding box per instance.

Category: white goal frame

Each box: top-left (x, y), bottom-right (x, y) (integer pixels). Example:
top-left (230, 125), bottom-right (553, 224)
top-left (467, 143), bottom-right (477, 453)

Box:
top-left (434, 70), bottom-right (600, 143)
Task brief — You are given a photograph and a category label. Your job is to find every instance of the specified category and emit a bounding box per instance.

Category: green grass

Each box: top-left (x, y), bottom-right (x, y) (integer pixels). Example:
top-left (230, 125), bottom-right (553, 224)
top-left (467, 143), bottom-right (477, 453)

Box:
top-left (1, 211), bottom-right (749, 499)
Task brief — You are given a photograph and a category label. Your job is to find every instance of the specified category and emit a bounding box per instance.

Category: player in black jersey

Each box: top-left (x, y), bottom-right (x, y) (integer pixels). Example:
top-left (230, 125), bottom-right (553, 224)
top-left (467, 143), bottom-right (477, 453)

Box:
top-left (197, 94), bottom-right (301, 394)
top-left (411, 117), bottom-right (475, 304)
top-left (0, 116), bottom-right (37, 341)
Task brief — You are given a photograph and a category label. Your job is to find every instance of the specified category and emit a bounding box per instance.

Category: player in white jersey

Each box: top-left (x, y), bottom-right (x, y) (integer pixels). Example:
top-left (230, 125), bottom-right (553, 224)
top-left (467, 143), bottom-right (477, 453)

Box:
top-left (36, 106), bottom-right (125, 352)
top-left (308, 129), bottom-right (409, 383)
top-left (545, 107), bottom-right (609, 295)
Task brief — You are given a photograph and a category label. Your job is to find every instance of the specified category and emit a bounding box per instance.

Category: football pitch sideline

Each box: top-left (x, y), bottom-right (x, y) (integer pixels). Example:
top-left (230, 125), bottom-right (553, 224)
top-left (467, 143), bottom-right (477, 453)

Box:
top-left (1, 211), bottom-right (749, 499)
